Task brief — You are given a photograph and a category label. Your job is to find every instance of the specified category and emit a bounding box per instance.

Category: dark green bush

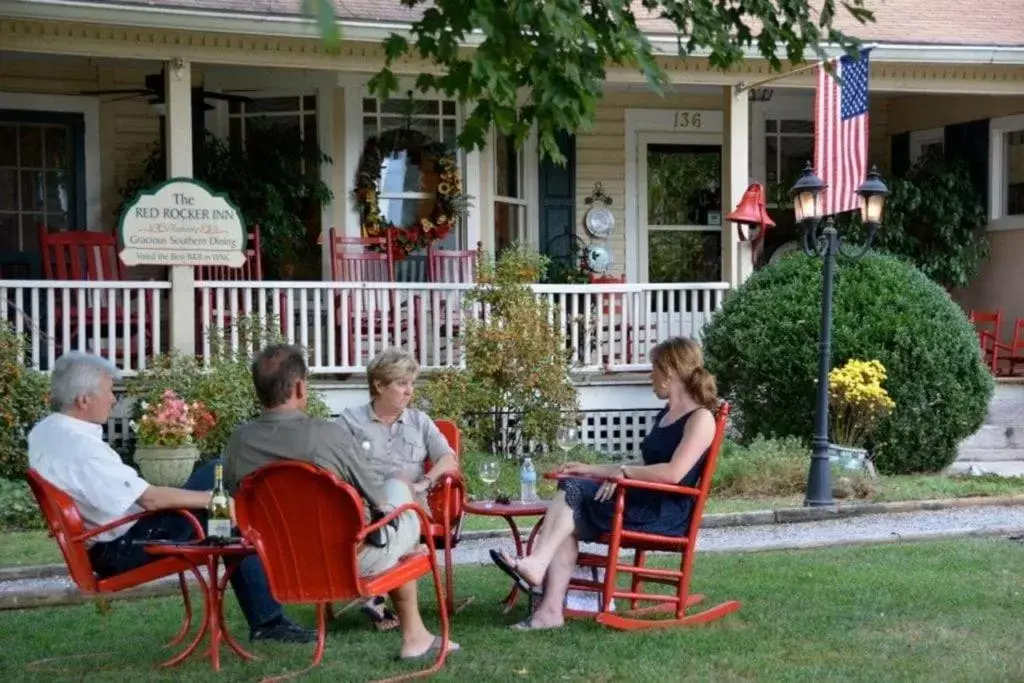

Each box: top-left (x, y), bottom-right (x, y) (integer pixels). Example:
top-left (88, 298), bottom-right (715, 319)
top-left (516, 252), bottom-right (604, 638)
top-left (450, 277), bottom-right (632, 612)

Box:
top-left (0, 325), bottom-right (50, 480)
top-left (0, 477), bottom-right (44, 531)
top-left (702, 252), bottom-right (993, 474)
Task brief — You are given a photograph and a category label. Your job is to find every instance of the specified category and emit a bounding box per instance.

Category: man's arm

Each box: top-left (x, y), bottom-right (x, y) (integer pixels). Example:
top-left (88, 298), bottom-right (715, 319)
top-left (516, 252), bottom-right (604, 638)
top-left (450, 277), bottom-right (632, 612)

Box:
top-left (136, 486), bottom-right (211, 512)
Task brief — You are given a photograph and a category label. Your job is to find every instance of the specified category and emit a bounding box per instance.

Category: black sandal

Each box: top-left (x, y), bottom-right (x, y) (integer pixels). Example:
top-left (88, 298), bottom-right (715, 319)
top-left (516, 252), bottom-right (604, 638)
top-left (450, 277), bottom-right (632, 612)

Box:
top-left (489, 549), bottom-right (531, 592)
top-left (360, 596), bottom-right (401, 632)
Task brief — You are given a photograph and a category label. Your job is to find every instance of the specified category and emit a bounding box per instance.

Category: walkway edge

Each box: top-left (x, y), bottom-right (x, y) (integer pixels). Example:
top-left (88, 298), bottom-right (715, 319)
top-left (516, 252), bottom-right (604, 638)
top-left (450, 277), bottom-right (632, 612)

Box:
top-left (4, 494), bottom-right (1024, 583)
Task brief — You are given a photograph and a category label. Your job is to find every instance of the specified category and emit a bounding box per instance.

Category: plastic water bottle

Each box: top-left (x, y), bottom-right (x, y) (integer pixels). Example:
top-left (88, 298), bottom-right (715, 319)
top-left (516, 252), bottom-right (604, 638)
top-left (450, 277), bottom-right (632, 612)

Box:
top-left (520, 457), bottom-right (537, 503)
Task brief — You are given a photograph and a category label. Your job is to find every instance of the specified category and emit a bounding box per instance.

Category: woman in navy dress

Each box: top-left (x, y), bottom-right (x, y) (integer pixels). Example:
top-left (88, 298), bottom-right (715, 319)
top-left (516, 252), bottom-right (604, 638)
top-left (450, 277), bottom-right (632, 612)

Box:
top-left (490, 336), bottom-right (719, 630)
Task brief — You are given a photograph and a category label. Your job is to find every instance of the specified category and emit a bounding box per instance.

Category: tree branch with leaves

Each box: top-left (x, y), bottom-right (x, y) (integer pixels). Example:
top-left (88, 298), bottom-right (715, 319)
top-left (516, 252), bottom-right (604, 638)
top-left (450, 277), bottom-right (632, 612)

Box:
top-left (304, 0), bottom-right (873, 161)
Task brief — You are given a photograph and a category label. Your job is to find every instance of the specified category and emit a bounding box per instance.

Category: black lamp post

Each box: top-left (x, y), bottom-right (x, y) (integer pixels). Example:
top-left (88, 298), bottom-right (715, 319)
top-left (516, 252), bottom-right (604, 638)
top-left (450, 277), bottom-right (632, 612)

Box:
top-left (790, 162), bottom-right (890, 506)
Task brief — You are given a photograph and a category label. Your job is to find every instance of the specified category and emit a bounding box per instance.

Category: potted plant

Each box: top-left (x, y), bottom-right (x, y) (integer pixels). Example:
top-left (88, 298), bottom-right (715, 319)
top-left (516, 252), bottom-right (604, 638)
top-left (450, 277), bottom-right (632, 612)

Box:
top-left (828, 358), bottom-right (895, 476)
top-left (132, 389), bottom-right (216, 486)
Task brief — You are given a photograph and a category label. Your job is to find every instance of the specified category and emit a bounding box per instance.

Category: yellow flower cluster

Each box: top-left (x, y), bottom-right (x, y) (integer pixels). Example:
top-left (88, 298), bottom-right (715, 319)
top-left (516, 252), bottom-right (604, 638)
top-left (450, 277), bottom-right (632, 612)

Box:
top-left (437, 156), bottom-right (461, 199)
top-left (828, 359), bottom-right (895, 448)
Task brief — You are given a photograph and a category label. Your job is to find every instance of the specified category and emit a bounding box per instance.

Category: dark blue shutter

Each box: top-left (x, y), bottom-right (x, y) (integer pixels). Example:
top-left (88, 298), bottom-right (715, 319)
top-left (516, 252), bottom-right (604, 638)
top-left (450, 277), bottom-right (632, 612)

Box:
top-left (944, 118), bottom-right (990, 214)
top-left (891, 132), bottom-right (910, 179)
top-left (539, 131), bottom-right (576, 262)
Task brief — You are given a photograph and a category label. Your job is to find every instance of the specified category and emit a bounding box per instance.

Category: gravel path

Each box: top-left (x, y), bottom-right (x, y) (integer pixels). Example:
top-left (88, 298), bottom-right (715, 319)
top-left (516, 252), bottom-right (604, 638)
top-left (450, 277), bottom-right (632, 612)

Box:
top-left (453, 504), bottom-right (1024, 565)
top-left (5, 506), bottom-right (1024, 603)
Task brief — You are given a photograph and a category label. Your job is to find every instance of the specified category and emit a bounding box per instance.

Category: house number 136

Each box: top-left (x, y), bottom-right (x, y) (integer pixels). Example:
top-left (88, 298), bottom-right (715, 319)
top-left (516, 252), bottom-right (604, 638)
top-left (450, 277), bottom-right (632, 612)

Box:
top-left (674, 112), bottom-right (703, 129)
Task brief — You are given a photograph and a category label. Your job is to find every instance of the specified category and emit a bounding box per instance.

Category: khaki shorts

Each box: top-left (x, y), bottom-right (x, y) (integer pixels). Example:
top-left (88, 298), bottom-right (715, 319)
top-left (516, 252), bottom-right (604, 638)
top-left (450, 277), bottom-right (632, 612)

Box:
top-left (358, 478), bottom-right (421, 576)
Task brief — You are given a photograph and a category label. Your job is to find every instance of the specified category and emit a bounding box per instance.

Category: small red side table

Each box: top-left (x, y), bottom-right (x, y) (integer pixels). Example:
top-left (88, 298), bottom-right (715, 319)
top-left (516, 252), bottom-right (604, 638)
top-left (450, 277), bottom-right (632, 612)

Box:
top-left (144, 540), bottom-right (258, 671)
top-left (464, 499), bottom-right (549, 612)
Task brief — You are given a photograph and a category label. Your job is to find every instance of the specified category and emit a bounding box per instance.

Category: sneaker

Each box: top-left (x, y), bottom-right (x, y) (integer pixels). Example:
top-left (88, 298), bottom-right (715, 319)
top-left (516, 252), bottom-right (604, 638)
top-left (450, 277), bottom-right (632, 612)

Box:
top-left (250, 618), bottom-right (318, 644)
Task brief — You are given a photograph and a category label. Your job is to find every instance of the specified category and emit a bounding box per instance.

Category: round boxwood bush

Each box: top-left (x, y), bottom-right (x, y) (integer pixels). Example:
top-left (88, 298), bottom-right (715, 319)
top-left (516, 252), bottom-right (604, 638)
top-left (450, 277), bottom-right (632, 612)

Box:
top-left (701, 252), bottom-right (993, 474)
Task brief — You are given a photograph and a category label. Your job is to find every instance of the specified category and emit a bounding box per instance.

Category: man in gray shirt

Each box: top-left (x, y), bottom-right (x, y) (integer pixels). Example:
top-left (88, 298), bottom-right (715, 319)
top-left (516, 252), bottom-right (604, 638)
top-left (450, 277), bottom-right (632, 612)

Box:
top-left (224, 344), bottom-right (459, 661)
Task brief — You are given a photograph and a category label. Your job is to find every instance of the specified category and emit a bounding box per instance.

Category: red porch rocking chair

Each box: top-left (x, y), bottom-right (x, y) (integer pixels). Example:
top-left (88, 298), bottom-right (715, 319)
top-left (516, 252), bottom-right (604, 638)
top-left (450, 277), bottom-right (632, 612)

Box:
top-left (548, 402), bottom-right (740, 629)
top-left (25, 469), bottom-right (203, 665)
top-left (234, 460), bottom-right (452, 683)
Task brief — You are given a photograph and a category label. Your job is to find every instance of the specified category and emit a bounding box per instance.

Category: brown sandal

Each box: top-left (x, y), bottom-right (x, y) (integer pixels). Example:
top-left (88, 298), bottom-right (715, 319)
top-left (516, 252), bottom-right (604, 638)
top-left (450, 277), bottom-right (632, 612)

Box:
top-left (361, 596), bottom-right (401, 632)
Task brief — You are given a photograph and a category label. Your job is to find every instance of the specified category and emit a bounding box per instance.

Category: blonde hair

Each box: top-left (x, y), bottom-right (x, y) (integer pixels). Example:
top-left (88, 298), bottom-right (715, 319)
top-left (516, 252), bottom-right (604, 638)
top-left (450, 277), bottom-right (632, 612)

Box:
top-left (367, 347), bottom-right (419, 399)
top-left (650, 337), bottom-right (718, 411)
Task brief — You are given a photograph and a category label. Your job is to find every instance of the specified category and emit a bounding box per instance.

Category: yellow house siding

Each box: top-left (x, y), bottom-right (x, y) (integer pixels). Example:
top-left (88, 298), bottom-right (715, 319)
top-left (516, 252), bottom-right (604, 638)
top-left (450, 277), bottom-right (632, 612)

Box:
top-left (575, 89), bottom-right (723, 277)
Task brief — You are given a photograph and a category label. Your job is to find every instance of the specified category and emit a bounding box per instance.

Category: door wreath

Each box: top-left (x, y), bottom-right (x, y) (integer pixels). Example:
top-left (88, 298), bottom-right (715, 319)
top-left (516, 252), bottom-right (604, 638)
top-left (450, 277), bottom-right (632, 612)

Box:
top-left (354, 128), bottom-right (466, 261)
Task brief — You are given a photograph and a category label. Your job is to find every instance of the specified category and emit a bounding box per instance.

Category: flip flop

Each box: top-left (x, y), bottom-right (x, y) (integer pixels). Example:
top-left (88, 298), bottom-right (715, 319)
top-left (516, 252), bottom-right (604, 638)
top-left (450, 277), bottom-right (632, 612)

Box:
top-left (360, 596), bottom-right (401, 632)
top-left (489, 549), bottom-right (531, 592)
top-left (396, 636), bottom-right (461, 662)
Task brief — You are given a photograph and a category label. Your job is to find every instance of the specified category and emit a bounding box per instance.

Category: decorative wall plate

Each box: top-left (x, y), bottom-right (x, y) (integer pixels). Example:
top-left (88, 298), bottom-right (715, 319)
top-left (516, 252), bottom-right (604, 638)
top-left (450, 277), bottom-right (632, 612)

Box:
top-left (587, 245), bottom-right (614, 273)
top-left (584, 206), bottom-right (615, 238)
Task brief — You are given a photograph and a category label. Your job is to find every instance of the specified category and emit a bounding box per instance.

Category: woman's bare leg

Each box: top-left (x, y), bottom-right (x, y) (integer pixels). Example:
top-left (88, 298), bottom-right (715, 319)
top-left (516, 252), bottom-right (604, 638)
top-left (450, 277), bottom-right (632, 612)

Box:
top-left (523, 535), bottom-right (578, 628)
top-left (507, 492), bottom-right (576, 586)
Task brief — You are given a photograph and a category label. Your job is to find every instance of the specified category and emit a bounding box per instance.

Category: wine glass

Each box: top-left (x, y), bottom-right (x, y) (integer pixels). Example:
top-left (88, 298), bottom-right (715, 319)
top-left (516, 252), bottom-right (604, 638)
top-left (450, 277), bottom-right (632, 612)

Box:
top-left (479, 459), bottom-right (500, 507)
top-left (556, 426), bottom-right (577, 461)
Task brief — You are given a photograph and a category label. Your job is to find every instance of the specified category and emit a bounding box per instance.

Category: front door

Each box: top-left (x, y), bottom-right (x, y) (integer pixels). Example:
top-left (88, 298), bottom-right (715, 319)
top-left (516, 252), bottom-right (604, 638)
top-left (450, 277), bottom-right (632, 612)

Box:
top-left (638, 134), bottom-right (723, 284)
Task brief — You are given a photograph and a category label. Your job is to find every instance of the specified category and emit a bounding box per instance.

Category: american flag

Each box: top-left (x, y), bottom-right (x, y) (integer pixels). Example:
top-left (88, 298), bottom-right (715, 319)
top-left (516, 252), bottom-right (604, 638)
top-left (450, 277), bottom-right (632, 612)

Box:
top-left (814, 49), bottom-right (871, 216)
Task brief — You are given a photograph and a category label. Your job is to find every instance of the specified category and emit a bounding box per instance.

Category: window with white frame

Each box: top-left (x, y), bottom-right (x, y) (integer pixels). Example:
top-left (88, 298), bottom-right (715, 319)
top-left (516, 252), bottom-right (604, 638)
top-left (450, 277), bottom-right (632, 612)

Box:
top-left (493, 133), bottom-right (527, 253)
top-left (991, 114), bottom-right (1024, 225)
top-left (763, 118), bottom-right (814, 207)
top-left (361, 97), bottom-right (459, 240)
top-left (910, 128), bottom-right (945, 166)
top-left (228, 95), bottom-right (318, 175)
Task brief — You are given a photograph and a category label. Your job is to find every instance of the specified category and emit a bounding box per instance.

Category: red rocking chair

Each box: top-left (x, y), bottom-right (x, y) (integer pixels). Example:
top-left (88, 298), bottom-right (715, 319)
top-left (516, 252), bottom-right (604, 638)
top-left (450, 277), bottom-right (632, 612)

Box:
top-left (548, 402), bottom-right (740, 629)
top-left (234, 460), bottom-right (451, 683)
top-left (25, 469), bottom-right (202, 663)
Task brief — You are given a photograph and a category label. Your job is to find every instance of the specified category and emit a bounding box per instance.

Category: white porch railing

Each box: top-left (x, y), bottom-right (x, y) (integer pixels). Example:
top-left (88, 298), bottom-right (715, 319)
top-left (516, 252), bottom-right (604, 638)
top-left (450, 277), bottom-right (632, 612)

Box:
top-left (196, 281), bottom-right (730, 374)
top-left (1, 280), bottom-right (172, 376)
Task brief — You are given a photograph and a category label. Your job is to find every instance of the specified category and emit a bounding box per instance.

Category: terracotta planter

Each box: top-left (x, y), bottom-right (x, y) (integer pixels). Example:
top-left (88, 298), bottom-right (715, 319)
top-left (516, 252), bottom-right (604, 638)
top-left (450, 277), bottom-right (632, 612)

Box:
top-left (134, 446), bottom-right (200, 487)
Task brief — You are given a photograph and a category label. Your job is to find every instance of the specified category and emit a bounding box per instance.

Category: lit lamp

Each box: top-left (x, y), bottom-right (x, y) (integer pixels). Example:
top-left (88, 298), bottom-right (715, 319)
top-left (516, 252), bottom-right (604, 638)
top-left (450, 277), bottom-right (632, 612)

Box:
top-left (726, 183), bottom-right (776, 259)
top-left (729, 161), bottom-right (889, 508)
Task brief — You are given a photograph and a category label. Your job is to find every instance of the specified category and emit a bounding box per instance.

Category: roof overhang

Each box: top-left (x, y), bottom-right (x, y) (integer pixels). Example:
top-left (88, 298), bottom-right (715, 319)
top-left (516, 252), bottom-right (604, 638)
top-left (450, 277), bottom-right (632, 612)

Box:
top-left (3, 0), bottom-right (1024, 66)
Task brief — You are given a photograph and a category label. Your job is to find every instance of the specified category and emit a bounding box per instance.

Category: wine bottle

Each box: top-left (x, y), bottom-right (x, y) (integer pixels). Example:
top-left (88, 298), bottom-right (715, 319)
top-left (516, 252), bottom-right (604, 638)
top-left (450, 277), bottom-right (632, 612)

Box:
top-left (207, 463), bottom-right (232, 539)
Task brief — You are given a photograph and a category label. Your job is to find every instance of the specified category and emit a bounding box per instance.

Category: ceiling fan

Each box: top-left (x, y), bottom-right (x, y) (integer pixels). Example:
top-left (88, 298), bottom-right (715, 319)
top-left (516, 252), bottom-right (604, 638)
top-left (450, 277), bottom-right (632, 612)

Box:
top-left (80, 69), bottom-right (256, 111)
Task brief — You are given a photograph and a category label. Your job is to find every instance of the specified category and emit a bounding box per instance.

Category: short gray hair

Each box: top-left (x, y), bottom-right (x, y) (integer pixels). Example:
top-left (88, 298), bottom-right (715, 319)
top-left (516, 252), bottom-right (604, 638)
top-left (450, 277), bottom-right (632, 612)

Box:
top-left (49, 352), bottom-right (120, 411)
top-left (366, 347), bottom-right (418, 399)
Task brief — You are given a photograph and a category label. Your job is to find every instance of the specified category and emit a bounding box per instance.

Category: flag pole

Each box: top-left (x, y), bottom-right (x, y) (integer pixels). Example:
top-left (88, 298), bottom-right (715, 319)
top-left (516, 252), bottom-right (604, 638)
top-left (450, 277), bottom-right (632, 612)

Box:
top-left (736, 43), bottom-right (877, 93)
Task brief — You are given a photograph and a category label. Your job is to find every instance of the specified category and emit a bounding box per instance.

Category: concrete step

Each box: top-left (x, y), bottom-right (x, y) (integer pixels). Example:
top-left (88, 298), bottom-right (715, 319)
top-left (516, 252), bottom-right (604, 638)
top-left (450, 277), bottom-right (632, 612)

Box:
top-left (956, 448), bottom-right (1024, 463)
top-left (959, 425), bottom-right (1024, 450)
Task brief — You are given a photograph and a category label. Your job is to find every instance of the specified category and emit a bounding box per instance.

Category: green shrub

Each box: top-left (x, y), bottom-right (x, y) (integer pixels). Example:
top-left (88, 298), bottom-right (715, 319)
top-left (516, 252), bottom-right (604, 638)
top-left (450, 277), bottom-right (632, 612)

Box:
top-left (124, 315), bottom-right (331, 460)
top-left (702, 253), bottom-right (993, 474)
top-left (0, 325), bottom-right (50, 480)
top-left (712, 436), bottom-right (809, 497)
top-left (417, 244), bottom-right (579, 455)
top-left (0, 477), bottom-right (44, 531)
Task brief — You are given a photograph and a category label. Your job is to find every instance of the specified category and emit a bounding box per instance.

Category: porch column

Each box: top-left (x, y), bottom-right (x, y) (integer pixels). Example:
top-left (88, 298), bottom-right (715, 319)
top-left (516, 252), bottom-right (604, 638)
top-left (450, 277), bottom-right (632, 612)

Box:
top-left (165, 58), bottom-right (196, 356)
top-left (316, 76), bottom-right (337, 279)
top-left (722, 85), bottom-right (753, 285)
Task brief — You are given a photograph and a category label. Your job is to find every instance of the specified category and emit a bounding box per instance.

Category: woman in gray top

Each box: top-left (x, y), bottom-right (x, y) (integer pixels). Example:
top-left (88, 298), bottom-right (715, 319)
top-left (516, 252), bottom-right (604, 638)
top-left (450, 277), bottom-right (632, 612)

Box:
top-left (338, 347), bottom-right (460, 631)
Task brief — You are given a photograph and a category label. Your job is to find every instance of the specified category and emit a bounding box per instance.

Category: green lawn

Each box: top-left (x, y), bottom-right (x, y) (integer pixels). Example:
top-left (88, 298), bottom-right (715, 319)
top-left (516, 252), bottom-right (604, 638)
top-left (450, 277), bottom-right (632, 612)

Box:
top-left (2, 539), bottom-right (1024, 681)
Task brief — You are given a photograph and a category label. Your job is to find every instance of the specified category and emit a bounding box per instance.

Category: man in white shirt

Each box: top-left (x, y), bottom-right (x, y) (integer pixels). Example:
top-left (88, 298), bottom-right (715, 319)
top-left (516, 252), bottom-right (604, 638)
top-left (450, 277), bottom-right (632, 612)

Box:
top-left (27, 351), bottom-right (314, 644)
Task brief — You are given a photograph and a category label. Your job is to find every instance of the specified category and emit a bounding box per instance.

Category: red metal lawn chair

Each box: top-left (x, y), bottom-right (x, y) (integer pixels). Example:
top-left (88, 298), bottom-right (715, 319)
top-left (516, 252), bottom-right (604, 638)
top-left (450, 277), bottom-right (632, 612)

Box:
top-left (25, 469), bottom-right (202, 662)
top-left (234, 460), bottom-right (451, 682)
